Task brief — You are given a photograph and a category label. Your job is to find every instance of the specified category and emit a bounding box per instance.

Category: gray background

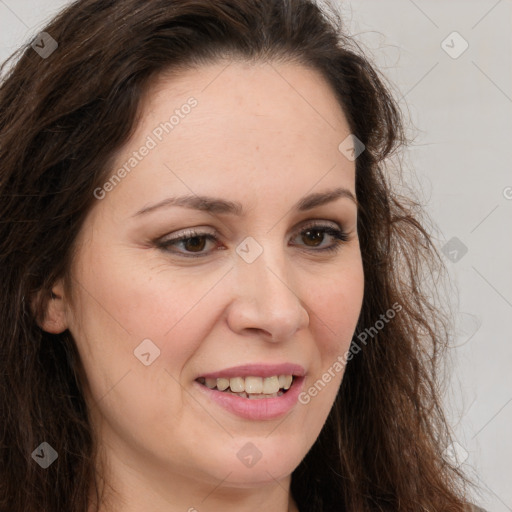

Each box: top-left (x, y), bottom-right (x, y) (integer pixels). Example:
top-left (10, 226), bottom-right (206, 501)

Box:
top-left (1, 0), bottom-right (510, 510)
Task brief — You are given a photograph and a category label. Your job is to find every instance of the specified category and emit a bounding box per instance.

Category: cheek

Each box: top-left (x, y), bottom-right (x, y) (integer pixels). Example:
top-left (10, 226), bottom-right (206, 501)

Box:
top-left (67, 253), bottom-right (217, 446)
top-left (74, 242), bottom-right (217, 337)
top-left (309, 261), bottom-right (364, 359)
top-left (297, 258), bottom-right (363, 415)
top-left (68, 246), bottom-right (236, 400)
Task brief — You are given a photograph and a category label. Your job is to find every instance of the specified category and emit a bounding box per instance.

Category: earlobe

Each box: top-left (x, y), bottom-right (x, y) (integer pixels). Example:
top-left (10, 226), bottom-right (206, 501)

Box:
top-left (32, 281), bottom-right (69, 334)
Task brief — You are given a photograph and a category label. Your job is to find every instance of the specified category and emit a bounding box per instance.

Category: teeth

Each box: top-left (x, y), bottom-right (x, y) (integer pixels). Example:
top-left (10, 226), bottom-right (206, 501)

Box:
top-left (278, 375), bottom-right (293, 390)
top-left (229, 377), bottom-right (245, 393)
top-left (248, 392), bottom-right (279, 399)
top-left (245, 376), bottom-right (263, 394)
top-left (205, 378), bottom-right (217, 389)
top-left (216, 377), bottom-right (230, 391)
top-left (262, 376), bottom-right (280, 394)
top-left (200, 374), bottom-right (294, 394)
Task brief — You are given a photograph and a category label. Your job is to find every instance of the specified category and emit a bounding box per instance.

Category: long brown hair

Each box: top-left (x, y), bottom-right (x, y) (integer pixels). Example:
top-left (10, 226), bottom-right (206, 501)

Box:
top-left (0, 0), bottom-right (478, 510)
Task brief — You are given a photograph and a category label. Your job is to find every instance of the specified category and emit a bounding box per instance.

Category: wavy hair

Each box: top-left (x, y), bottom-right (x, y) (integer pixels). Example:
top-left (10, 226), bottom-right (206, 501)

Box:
top-left (0, 0), bottom-right (477, 510)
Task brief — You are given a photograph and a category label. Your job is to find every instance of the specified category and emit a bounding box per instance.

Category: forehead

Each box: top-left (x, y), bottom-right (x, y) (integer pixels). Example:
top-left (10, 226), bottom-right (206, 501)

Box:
top-left (144, 59), bottom-right (351, 135)
top-left (99, 60), bottom-right (356, 218)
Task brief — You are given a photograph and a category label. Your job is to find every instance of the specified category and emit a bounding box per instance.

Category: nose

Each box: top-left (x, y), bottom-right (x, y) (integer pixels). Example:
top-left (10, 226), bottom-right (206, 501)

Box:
top-left (226, 245), bottom-right (310, 342)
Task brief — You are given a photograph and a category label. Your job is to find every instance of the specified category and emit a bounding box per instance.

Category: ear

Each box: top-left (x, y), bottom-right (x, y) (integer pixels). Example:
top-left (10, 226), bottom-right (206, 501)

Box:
top-left (32, 280), bottom-right (69, 334)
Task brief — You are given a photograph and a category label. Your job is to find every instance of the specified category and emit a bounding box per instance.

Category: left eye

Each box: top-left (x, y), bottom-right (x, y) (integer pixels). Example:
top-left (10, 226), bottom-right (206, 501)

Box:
top-left (156, 223), bottom-right (349, 258)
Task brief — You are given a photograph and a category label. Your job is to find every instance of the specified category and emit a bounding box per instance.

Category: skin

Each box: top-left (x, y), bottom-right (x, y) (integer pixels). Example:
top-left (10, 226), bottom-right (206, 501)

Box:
top-left (40, 60), bottom-right (365, 512)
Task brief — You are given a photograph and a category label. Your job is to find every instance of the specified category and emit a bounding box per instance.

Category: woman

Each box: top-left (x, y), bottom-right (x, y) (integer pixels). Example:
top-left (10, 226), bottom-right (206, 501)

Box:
top-left (0, 0), bottom-right (487, 510)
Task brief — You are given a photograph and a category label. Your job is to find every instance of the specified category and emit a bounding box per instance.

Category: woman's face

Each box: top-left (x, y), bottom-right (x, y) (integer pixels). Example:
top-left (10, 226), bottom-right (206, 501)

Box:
top-left (55, 60), bottom-right (364, 504)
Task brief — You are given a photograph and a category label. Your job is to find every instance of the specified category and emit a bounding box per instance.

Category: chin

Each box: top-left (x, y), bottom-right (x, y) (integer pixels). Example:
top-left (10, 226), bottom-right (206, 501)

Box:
top-left (204, 436), bottom-right (306, 487)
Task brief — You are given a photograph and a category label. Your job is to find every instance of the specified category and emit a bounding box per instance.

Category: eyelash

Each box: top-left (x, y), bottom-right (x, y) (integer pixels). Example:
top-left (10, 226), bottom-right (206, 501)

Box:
top-left (156, 221), bottom-right (350, 259)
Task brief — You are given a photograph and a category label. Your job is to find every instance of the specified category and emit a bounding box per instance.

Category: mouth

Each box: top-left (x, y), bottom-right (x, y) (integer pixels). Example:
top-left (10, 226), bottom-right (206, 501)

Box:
top-left (194, 363), bottom-right (306, 420)
top-left (196, 374), bottom-right (295, 399)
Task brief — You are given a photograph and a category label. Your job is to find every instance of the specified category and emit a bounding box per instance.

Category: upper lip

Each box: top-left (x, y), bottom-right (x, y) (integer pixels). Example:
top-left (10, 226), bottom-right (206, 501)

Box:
top-left (198, 363), bottom-right (306, 379)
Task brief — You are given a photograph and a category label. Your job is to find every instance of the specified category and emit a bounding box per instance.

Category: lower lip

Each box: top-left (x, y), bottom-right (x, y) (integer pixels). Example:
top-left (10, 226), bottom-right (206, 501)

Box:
top-left (194, 377), bottom-right (305, 421)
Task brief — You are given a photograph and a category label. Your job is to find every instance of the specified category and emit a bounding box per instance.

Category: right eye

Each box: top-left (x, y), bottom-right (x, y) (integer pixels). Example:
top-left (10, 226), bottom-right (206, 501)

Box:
top-left (156, 229), bottom-right (222, 258)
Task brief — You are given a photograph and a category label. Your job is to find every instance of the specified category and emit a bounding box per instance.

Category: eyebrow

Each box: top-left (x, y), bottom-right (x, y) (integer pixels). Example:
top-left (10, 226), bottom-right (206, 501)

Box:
top-left (132, 187), bottom-right (358, 217)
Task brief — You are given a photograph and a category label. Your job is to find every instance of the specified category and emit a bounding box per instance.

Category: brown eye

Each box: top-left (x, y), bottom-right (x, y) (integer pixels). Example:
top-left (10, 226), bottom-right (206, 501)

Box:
top-left (290, 224), bottom-right (349, 253)
top-left (182, 236), bottom-right (207, 252)
top-left (301, 228), bottom-right (326, 247)
top-left (157, 231), bottom-right (218, 257)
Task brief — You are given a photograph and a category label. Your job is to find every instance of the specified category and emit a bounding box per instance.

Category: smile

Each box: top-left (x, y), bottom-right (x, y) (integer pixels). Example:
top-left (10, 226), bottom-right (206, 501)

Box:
top-left (196, 374), bottom-right (294, 399)
top-left (194, 363), bottom-right (306, 420)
